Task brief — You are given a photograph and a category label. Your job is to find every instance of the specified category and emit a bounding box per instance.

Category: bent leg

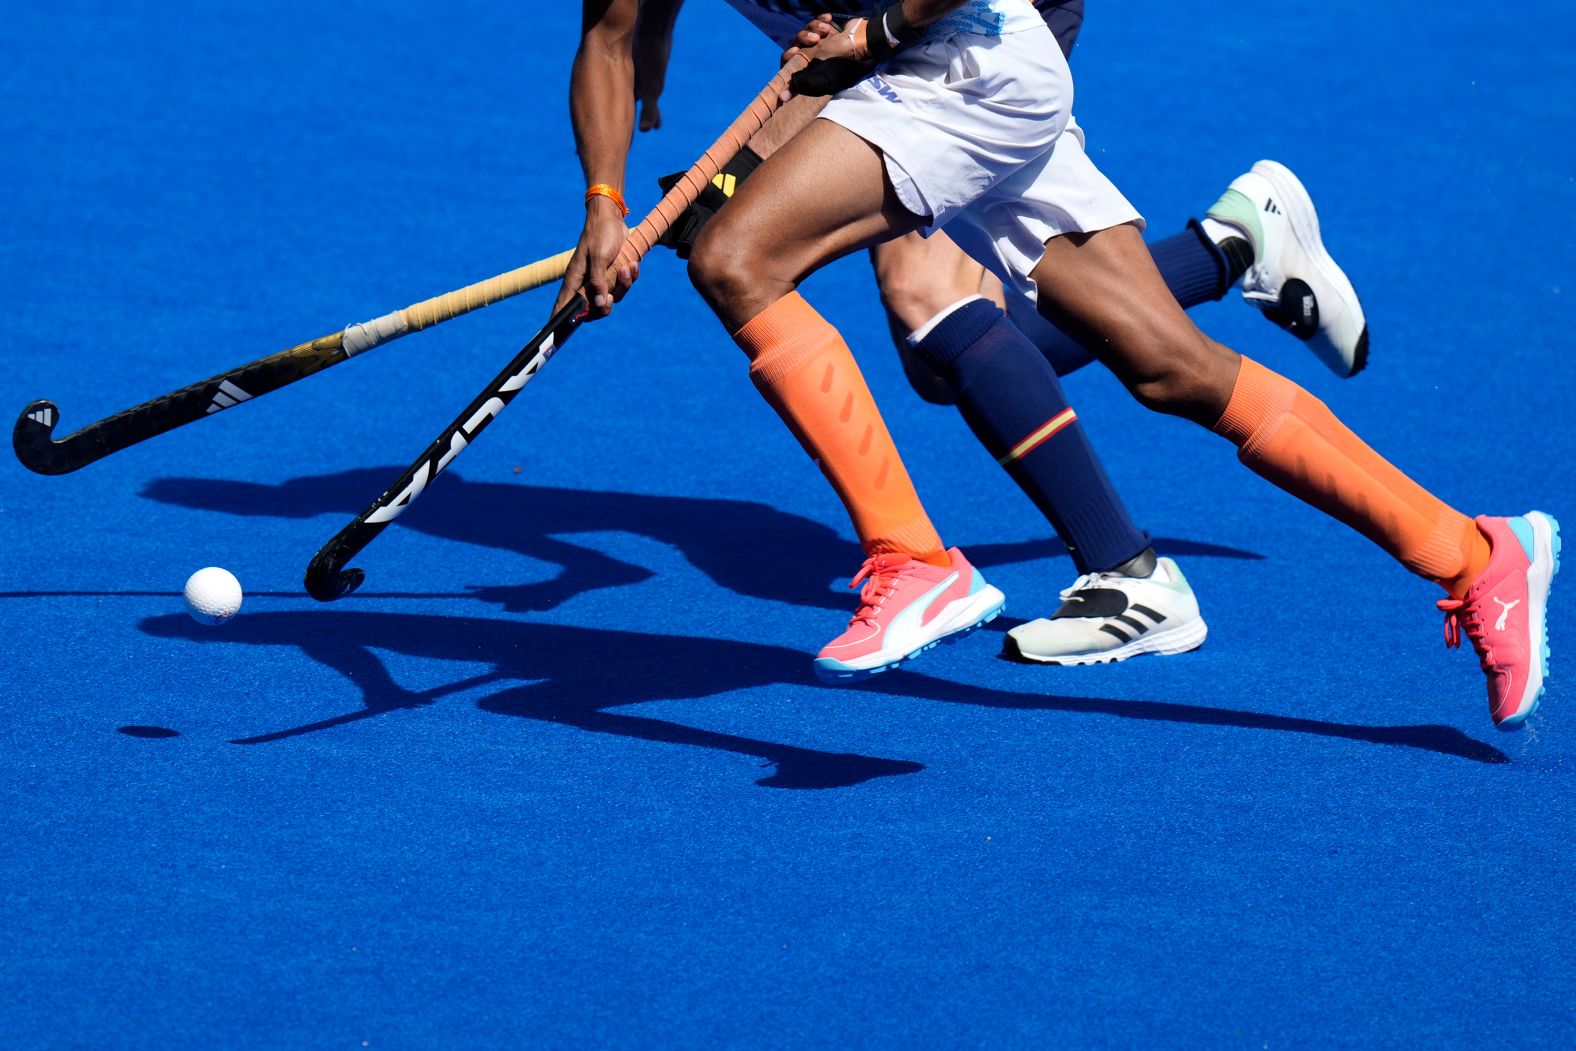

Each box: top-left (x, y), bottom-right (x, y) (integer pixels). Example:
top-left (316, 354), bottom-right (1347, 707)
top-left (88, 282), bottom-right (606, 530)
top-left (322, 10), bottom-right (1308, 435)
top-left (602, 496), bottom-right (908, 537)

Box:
top-left (1031, 223), bottom-right (1489, 596)
top-left (1023, 221), bottom-right (1242, 376)
top-left (691, 118), bottom-right (922, 330)
top-left (689, 119), bottom-right (948, 564)
top-left (870, 231), bottom-right (1003, 405)
top-left (866, 228), bottom-right (1156, 574)
top-left (904, 294), bottom-right (1154, 575)
top-left (871, 230), bottom-right (1005, 336)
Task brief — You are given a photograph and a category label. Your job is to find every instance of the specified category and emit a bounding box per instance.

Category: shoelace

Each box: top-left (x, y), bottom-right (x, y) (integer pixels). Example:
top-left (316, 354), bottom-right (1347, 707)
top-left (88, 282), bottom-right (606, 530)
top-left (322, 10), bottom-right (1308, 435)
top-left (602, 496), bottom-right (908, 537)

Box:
top-left (1057, 569), bottom-right (1130, 602)
top-left (1241, 256), bottom-right (1284, 303)
top-left (1438, 597), bottom-right (1491, 670)
top-left (849, 555), bottom-right (912, 626)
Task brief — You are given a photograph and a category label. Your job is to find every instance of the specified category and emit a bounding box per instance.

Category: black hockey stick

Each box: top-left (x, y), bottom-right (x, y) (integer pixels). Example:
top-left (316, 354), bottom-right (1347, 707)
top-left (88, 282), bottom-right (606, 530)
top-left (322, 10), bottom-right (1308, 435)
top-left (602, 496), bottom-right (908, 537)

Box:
top-left (305, 295), bottom-right (586, 600)
top-left (304, 56), bottom-right (806, 602)
top-left (12, 250), bottom-right (572, 476)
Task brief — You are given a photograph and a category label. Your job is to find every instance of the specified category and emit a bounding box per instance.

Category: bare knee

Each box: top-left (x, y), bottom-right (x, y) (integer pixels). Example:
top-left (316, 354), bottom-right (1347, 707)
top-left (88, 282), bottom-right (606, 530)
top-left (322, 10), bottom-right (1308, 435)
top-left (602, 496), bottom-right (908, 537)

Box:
top-left (1123, 335), bottom-right (1240, 424)
top-left (874, 250), bottom-right (980, 334)
top-left (876, 261), bottom-right (955, 334)
top-left (688, 222), bottom-right (756, 318)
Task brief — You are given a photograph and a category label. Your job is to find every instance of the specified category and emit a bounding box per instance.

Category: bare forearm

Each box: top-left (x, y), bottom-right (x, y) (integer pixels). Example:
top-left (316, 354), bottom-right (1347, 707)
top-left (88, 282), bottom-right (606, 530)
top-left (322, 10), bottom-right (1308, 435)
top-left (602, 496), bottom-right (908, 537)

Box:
top-left (557, 0), bottom-right (642, 320)
top-left (570, 2), bottom-right (638, 191)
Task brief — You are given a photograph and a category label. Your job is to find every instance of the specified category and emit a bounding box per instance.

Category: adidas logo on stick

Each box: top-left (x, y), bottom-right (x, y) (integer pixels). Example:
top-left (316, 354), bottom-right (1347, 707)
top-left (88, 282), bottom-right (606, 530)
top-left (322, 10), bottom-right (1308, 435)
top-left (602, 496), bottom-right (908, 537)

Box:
top-left (205, 379), bottom-right (255, 415)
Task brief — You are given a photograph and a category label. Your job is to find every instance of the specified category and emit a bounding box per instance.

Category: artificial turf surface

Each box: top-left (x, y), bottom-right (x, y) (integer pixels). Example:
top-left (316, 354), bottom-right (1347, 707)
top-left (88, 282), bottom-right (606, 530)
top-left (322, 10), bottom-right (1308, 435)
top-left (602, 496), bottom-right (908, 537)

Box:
top-left (2, 2), bottom-right (1573, 1046)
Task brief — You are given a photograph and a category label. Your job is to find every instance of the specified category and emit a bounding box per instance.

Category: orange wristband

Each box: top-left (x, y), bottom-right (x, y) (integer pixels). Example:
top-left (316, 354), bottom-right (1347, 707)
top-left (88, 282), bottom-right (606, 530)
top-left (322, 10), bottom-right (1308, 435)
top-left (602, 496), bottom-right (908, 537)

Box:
top-left (585, 183), bottom-right (629, 217)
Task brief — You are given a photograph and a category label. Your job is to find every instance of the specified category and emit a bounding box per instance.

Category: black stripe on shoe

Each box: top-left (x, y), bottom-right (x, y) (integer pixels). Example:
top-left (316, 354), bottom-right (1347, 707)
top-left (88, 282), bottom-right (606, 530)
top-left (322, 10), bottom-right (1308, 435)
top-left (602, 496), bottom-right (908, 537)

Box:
top-left (1130, 604), bottom-right (1167, 625)
top-left (1100, 623), bottom-right (1132, 643)
top-left (1113, 614), bottom-right (1149, 634)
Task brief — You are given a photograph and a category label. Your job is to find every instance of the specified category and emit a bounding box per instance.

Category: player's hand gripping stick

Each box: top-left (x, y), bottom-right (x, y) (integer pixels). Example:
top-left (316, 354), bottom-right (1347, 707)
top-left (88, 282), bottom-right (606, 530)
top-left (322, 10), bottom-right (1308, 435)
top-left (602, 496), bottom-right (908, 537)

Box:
top-left (304, 55), bottom-right (809, 602)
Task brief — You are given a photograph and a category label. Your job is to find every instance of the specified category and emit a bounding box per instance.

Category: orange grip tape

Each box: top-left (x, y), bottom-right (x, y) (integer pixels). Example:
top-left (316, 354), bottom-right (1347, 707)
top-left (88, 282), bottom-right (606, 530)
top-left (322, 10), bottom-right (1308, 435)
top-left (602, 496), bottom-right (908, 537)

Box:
top-left (612, 54), bottom-right (807, 275)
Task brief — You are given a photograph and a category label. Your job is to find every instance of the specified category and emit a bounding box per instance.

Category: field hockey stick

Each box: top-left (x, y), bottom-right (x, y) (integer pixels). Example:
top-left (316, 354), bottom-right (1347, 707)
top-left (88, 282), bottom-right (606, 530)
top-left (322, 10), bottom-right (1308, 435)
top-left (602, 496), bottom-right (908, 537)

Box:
top-left (13, 249), bottom-right (574, 476)
top-left (304, 55), bottom-right (808, 603)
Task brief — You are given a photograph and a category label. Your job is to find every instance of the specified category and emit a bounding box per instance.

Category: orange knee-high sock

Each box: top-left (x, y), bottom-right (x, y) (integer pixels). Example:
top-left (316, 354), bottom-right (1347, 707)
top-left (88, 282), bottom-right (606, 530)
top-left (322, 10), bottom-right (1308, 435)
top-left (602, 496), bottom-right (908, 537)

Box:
top-left (734, 293), bottom-right (949, 566)
top-left (1213, 356), bottom-right (1490, 596)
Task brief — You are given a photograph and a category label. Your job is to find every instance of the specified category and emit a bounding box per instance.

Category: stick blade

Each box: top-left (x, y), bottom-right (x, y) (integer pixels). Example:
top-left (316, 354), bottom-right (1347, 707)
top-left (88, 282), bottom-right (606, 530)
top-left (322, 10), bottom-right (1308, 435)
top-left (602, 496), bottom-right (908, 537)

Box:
top-left (13, 400), bottom-right (75, 475)
top-left (305, 549), bottom-right (364, 603)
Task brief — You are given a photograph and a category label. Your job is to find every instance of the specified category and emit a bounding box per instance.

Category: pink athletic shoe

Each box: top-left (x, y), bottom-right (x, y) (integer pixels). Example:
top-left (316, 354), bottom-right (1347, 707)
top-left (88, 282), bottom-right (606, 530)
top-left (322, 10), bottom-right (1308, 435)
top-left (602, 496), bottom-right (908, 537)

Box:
top-left (1438, 512), bottom-right (1561, 730)
top-left (814, 547), bottom-right (1005, 682)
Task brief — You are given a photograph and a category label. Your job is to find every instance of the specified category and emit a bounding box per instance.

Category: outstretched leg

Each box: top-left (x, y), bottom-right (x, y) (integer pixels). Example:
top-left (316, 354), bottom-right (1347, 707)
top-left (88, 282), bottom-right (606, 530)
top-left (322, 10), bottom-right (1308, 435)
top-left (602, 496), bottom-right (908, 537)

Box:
top-left (1030, 222), bottom-right (1558, 728)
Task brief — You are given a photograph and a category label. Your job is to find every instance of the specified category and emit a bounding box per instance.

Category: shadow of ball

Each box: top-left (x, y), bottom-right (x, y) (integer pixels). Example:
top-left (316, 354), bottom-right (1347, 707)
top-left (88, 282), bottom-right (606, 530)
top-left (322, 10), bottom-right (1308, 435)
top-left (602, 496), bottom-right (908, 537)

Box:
top-left (118, 726), bottom-right (181, 739)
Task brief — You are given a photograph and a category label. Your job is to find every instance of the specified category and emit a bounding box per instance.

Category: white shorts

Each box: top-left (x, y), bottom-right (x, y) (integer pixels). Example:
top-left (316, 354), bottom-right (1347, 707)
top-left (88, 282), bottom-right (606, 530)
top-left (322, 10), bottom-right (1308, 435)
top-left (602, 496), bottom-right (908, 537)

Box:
top-left (820, 21), bottom-right (1142, 302)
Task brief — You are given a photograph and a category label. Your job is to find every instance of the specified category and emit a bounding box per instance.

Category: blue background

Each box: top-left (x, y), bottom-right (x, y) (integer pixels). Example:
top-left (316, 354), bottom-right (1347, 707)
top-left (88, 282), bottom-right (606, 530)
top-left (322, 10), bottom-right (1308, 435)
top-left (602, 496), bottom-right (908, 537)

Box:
top-left (2, 2), bottom-right (1572, 1047)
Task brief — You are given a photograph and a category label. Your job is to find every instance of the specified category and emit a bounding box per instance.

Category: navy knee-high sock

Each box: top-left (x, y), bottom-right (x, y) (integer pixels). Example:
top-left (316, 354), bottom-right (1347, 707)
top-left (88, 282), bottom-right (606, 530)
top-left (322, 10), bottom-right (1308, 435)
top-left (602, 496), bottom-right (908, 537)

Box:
top-left (1032, 219), bottom-right (1247, 376)
top-left (911, 298), bottom-right (1151, 574)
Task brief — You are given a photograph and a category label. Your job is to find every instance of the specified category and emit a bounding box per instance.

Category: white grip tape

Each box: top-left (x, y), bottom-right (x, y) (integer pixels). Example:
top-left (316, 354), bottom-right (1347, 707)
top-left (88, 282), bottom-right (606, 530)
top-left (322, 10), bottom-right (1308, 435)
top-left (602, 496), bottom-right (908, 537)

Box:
top-left (341, 310), bottom-right (411, 357)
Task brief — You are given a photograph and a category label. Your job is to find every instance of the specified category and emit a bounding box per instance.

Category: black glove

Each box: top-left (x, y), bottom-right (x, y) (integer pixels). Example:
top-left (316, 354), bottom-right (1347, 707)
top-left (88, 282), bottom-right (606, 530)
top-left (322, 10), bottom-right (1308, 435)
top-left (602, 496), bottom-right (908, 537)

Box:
top-left (655, 146), bottom-right (765, 259)
top-left (788, 54), bottom-right (878, 97)
top-left (789, 5), bottom-right (921, 97)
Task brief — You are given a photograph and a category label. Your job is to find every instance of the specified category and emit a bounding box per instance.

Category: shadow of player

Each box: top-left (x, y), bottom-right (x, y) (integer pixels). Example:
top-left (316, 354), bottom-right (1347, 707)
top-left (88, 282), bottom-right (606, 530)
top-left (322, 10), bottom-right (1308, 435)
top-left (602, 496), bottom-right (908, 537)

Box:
top-left (141, 470), bottom-right (1263, 614)
top-left (142, 609), bottom-right (921, 789)
top-left (140, 610), bottom-right (1509, 790)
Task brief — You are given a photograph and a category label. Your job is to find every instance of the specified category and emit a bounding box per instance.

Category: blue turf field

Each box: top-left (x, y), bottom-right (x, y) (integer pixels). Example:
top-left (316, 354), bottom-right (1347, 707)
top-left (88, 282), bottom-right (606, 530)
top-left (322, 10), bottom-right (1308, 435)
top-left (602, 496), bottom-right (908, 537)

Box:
top-left (3, 2), bottom-right (1574, 1047)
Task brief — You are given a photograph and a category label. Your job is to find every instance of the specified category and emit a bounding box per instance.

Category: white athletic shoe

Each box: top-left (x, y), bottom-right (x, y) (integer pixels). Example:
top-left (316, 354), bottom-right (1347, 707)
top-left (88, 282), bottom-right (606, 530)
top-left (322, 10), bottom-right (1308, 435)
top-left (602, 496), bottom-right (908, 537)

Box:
top-left (1207, 160), bottom-right (1369, 378)
top-left (1003, 557), bottom-right (1207, 665)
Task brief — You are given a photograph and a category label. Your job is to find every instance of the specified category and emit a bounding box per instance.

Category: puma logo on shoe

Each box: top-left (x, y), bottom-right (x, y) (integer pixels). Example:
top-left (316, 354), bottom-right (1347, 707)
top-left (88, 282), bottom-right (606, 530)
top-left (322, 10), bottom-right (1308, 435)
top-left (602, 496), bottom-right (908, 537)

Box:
top-left (894, 573), bottom-right (960, 634)
top-left (816, 548), bottom-right (1003, 680)
top-left (1493, 596), bottom-right (1521, 631)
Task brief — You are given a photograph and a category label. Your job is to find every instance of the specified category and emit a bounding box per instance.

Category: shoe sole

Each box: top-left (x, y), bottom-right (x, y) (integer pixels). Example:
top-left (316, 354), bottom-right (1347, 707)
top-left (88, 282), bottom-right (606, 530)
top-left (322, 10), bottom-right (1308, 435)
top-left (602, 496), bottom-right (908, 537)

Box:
top-left (814, 585), bottom-right (1006, 682)
top-left (1498, 511), bottom-right (1560, 730)
top-left (1001, 616), bottom-right (1209, 666)
top-left (1252, 160), bottom-right (1370, 378)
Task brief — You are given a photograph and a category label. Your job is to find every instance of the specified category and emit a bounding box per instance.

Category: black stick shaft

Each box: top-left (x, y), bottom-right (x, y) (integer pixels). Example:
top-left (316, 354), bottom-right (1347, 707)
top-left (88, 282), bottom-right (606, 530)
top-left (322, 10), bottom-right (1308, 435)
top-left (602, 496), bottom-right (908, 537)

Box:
top-left (302, 57), bottom-right (807, 602)
top-left (13, 336), bottom-right (347, 476)
top-left (13, 250), bottom-right (575, 477)
top-left (304, 296), bottom-right (586, 601)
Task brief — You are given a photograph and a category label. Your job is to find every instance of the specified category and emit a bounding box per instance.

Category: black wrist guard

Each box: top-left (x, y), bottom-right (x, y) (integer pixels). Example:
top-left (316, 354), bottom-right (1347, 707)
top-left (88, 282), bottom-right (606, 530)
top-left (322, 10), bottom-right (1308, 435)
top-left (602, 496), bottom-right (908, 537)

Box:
top-left (788, 52), bottom-right (877, 98)
top-left (790, 5), bottom-right (923, 96)
top-left (655, 146), bottom-right (765, 259)
top-left (863, 2), bottom-right (922, 62)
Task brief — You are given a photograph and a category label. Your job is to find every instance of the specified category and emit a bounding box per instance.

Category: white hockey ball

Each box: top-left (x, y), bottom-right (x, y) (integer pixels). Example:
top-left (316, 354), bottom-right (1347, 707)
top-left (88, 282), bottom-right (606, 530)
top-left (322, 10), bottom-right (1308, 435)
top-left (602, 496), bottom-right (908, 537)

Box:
top-left (184, 567), bottom-right (243, 625)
